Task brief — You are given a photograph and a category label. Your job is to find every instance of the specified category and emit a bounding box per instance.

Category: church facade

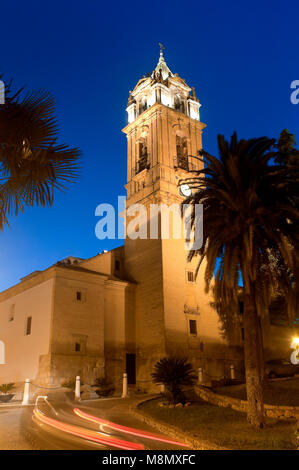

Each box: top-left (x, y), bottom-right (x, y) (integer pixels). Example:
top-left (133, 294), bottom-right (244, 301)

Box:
top-left (0, 50), bottom-right (290, 390)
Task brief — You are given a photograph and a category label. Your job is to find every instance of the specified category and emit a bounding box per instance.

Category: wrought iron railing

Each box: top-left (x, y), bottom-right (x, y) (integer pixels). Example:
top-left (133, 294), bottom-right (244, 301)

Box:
top-left (173, 155), bottom-right (197, 172)
top-left (132, 158), bottom-right (150, 177)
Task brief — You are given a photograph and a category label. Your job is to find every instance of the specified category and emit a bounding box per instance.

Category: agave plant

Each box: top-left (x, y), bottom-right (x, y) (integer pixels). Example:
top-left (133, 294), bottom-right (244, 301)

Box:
top-left (61, 378), bottom-right (84, 390)
top-left (0, 382), bottom-right (15, 394)
top-left (152, 357), bottom-right (196, 404)
top-left (0, 76), bottom-right (80, 228)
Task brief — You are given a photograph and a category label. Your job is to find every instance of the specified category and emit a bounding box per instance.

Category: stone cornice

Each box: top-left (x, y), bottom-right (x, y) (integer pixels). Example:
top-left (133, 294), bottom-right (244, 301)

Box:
top-left (0, 265), bottom-right (111, 301)
top-left (122, 102), bottom-right (206, 135)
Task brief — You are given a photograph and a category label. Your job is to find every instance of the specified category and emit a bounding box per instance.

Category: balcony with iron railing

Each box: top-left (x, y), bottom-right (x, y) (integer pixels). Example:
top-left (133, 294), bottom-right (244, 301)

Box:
top-left (173, 155), bottom-right (197, 172)
top-left (131, 157), bottom-right (150, 177)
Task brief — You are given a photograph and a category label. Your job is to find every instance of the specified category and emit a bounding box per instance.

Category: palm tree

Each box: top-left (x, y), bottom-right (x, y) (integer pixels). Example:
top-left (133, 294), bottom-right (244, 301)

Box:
top-left (186, 132), bottom-right (298, 427)
top-left (152, 357), bottom-right (197, 404)
top-left (274, 129), bottom-right (299, 168)
top-left (0, 77), bottom-right (80, 228)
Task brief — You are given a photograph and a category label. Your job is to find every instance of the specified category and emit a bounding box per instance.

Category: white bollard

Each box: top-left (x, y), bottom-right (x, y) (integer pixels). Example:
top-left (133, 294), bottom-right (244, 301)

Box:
top-left (122, 372), bottom-right (128, 398)
top-left (22, 379), bottom-right (30, 405)
top-left (230, 364), bottom-right (235, 380)
top-left (75, 376), bottom-right (81, 401)
top-left (198, 367), bottom-right (203, 384)
top-left (160, 384), bottom-right (165, 394)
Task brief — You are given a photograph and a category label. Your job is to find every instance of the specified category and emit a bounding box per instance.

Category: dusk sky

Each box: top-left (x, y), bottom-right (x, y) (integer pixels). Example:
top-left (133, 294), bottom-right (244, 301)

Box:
top-left (0, 0), bottom-right (298, 292)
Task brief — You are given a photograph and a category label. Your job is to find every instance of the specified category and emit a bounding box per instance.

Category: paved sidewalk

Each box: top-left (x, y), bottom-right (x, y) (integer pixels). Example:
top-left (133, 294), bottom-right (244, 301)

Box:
top-left (0, 407), bottom-right (33, 450)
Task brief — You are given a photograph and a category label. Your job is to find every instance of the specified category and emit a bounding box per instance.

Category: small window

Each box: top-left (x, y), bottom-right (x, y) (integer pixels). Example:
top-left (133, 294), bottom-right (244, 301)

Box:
top-left (74, 288), bottom-right (86, 303)
top-left (241, 327), bottom-right (245, 341)
top-left (25, 317), bottom-right (32, 336)
top-left (115, 260), bottom-right (120, 271)
top-left (9, 304), bottom-right (15, 322)
top-left (187, 271), bottom-right (194, 283)
top-left (239, 301), bottom-right (244, 315)
top-left (189, 319), bottom-right (197, 336)
top-left (200, 342), bottom-right (204, 352)
top-left (72, 334), bottom-right (87, 353)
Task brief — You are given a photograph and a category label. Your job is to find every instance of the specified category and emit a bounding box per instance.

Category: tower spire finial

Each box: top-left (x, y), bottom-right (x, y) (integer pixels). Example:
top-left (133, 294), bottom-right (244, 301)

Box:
top-left (159, 42), bottom-right (165, 57)
top-left (153, 43), bottom-right (172, 80)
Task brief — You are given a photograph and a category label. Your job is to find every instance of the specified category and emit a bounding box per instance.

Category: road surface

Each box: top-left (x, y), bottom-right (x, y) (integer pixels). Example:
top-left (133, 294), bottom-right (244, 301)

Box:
top-left (0, 395), bottom-right (189, 450)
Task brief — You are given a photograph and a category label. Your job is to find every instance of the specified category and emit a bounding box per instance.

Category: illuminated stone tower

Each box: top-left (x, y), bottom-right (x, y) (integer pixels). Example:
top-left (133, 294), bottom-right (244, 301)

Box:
top-left (122, 47), bottom-right (226, 388)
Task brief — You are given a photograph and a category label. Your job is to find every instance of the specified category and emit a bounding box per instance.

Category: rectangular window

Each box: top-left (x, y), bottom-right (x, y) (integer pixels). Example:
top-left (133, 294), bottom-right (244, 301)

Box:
top-left (76, 291), bottom-right (82, 301)
top-left (72, 334), bottom-right (87, 353)
top-left (9, 304), bottom-right (15, 322)
top-left (187, 271), bottom-right (194, 283)
top-left (189, 319), bottom-right (197, 336)
top-left (239, 301), bottom-right (244, 315)
top-left (74, 288), bottom-right (86, 303)
top-left (115, 260), bottom-right (120, 271)
top-left (25, 317), bottom-right (32, 336)
top-left (241, 327), bottom-right (245, 341)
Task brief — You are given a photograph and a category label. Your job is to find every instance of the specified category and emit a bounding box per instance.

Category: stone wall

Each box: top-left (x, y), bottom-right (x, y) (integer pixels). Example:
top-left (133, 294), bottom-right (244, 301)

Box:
top-left (195, 385), bottom-right (299, 420)
top-left (37, 353), bottom-right (105, 385)
top-left (0, 276), bottom-right (54, 383)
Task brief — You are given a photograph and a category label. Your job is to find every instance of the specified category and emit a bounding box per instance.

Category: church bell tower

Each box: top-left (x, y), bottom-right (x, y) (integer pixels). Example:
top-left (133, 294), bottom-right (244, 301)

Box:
top-left (123, 45), bottom-right (205, 208)
top-left (122, 47), bottom-right (223, 388)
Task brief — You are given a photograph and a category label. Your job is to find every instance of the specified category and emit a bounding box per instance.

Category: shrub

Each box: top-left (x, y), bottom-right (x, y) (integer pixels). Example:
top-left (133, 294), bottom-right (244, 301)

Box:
top-left (152, 357), bottom-right (196, 405)
top-left (61, 378), bottom-right (84, 390)
top-left (0, 383), bottom-right (15, 394)
top-left (94, 377), bottom-right (115, 397)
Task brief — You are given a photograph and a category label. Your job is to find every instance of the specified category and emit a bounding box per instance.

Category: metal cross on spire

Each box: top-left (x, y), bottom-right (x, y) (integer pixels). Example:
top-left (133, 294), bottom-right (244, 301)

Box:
top-left (154, 42), bottom-right (172, 79)
top-left (159, 43), bottom-right (165, 54)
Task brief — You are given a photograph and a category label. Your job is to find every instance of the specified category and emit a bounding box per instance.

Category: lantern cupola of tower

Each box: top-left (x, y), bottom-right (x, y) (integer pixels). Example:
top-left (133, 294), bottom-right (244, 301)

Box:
top-left (126, 45), bottom-right (201, 124)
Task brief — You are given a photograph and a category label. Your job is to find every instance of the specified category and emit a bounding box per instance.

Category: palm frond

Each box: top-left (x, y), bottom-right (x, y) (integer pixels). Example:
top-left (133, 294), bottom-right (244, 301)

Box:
top-left (185, 131), bottom-right (298, 333)
top-left (0, 80), bottom-right (81, 228)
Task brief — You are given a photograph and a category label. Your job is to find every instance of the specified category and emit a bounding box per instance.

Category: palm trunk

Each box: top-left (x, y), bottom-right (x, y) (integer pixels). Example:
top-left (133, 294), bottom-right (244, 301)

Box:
top-left (243, 289), bottom-right (265, 428)
top-left (257, 316), bottom-right (265, 381)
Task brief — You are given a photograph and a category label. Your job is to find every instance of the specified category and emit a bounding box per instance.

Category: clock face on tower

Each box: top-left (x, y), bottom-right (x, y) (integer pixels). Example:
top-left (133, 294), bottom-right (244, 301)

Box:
top-left (179, 183), bottom-right (192, 197)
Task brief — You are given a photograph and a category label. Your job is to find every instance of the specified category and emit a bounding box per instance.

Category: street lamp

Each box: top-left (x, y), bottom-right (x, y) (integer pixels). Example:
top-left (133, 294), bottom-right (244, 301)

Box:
top-left (290, 337), bottom-right (299, 365)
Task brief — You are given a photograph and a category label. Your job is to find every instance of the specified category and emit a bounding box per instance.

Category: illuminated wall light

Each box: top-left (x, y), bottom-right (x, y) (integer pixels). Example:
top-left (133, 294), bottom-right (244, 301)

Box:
top-left (290, 337), bottom-right (299, 365)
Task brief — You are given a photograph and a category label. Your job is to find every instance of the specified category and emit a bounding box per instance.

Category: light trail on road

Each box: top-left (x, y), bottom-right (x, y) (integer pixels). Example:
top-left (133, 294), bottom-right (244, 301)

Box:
top-left (33, 408), bottom-right (144, 450)
top-left (28, 396), bottom-right (189, 450)
top-left (74, 408), bottom-right (190, 447)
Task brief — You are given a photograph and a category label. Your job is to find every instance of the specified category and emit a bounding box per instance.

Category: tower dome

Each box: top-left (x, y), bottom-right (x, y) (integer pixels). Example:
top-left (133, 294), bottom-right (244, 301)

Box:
top-left (126, 45), bottom-right (201, 124)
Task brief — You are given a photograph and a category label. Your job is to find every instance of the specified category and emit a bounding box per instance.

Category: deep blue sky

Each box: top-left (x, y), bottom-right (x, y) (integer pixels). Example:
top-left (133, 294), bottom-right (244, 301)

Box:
top-left (0, 0), bottom-right (298, 292)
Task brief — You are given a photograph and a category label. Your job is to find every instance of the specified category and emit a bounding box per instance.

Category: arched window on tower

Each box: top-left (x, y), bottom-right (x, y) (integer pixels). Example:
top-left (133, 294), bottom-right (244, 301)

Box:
top-left (174, 94), bottom-right (184, 113)
top-left (139, 96), bottom-right (147, 115)
top-left (137, 137), bottom-right (149, 174)
top-left (176, 135), bottom-right (189, 171)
